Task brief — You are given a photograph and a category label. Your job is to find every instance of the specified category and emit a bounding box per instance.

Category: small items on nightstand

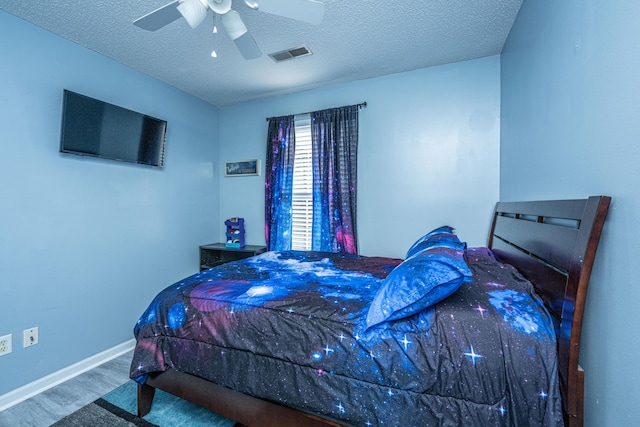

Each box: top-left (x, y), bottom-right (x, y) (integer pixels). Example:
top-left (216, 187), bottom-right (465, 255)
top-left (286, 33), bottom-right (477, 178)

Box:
top-left (225, 217), bottom-right (245, 248)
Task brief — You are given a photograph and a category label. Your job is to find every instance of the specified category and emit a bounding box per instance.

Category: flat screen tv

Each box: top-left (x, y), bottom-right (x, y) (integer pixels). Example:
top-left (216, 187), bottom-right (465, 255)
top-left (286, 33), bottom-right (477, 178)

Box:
top-left (60, 90), bottom-right (167, 168)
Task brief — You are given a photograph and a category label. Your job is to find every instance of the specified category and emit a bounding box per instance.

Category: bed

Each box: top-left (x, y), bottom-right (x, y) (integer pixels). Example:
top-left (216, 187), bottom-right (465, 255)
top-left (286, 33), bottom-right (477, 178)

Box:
top-left (131, 196), bottom-right (610, 427)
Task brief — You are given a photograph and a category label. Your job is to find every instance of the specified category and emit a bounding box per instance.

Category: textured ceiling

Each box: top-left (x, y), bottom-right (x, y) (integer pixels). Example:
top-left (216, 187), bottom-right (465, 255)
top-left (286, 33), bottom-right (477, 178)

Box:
top-left (0, 0), bottom-right (522, 107)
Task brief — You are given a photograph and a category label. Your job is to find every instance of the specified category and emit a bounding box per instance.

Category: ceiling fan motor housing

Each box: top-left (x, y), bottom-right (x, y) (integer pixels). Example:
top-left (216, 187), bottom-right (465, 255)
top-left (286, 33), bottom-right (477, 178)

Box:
top-left (208, 0), bottom-right (232, 14)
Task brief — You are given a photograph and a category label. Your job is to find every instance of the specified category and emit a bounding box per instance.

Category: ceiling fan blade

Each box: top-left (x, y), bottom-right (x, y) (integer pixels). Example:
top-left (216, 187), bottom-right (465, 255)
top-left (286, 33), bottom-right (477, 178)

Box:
top-left (233, 32), bottom-right (262, 60)
top-left (221, 11), bottom-right (262, 60)
top-left (133, 1), bottom-right (183, 31)
top-left (255, 0), bottom-right (324, 25)
top-left (177, 0), bottom-right (209, 29)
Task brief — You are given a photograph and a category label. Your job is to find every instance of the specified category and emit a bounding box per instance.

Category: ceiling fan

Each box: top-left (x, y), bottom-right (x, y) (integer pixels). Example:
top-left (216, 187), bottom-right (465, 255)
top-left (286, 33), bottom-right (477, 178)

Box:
top-left (134, 0), bottom-right (324, 60)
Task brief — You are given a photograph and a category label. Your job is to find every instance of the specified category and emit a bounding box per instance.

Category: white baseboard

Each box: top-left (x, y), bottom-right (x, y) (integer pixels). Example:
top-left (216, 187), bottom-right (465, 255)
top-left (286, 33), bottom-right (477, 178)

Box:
top-left (0, 339), bottom-right (136, 412)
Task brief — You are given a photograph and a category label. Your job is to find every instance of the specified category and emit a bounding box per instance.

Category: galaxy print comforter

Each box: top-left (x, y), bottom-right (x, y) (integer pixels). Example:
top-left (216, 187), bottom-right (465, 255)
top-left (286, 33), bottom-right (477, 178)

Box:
top-left (130, 249), bottom-right (563, 427)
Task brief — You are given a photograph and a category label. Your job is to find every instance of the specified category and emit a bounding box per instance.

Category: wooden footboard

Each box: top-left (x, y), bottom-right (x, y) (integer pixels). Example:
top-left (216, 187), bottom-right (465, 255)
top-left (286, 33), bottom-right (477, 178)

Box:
top-left (138, 369), bottom-right (348, 427)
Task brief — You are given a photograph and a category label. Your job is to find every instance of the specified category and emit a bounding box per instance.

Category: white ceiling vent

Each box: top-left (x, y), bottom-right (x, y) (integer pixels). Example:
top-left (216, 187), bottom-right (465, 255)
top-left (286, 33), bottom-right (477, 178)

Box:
top-left (269, 46), bottom-right (312, 62)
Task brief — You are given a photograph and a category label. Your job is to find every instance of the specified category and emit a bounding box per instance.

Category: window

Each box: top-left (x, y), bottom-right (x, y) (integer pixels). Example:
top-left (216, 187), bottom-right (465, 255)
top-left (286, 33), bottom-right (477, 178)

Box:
top-left (291, 114), bottom-right (312, 250)
top-left (265, 105), bottom-right (359, 254)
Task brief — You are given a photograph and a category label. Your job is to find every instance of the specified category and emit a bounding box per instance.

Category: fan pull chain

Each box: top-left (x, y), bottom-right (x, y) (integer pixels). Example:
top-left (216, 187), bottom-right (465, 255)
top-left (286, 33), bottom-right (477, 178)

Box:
top-left (211, 14), bottom-right (218, 58)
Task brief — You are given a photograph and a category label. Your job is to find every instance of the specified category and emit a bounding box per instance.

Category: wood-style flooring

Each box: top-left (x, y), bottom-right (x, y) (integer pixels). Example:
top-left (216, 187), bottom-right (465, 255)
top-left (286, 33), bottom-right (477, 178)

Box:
top-left (0, 350), bottom-right (133, 427)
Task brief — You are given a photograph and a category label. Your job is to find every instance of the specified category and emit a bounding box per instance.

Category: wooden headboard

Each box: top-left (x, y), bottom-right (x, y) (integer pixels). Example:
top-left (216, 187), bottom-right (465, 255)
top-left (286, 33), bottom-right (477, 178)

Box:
top-left (488, 196), bottom-right (611, 427)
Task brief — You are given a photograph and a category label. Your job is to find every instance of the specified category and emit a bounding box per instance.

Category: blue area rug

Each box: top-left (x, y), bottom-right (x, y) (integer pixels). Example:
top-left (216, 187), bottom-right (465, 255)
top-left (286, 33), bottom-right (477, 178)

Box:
top-left (53, 380), bottom-right (242, 427)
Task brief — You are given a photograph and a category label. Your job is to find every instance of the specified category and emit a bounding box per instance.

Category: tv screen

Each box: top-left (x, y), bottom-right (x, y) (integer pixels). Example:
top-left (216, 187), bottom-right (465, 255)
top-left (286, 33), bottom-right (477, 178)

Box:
top-left (59, 90), bottom-right (167, 168)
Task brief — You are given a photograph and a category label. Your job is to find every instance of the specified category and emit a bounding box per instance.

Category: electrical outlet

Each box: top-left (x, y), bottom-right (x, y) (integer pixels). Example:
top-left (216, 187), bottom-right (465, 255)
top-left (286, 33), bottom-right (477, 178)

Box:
top-left (0, 334), bottom-right (12, 356)
top-left (23, 327), bottom-right (38, 348)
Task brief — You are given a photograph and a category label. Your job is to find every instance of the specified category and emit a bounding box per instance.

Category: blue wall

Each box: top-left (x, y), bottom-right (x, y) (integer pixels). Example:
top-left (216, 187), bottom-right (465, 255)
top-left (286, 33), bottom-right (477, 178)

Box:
top-left (501, 1), bottom-right (640, 425)
top-left (0, 11), bottom-right (220, 395)
top-left (218, 56), bottom-right (501, 257)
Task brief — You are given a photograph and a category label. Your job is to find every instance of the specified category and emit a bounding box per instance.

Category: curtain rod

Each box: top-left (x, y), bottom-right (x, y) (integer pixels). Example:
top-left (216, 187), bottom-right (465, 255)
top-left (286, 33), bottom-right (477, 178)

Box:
top-left (266, 102), bottom-right (367, 121)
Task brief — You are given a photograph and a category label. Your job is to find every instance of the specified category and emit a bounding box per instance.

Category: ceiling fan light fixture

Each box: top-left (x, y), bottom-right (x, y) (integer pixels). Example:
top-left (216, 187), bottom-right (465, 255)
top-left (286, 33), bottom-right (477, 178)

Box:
top-left (243, 0), bottom-right (259, 10)
top-left (177, 0), bottom-right (208, 29)
top-left (207, 0), bottom-right (232, 15)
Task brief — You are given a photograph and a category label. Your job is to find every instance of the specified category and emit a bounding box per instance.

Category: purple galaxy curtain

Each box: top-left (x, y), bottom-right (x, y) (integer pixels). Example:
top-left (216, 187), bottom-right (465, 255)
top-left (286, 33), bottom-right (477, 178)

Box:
top-left (310, 105), bottom-right (359, 254)
top-left (264, 115), bottom-right (296, 251)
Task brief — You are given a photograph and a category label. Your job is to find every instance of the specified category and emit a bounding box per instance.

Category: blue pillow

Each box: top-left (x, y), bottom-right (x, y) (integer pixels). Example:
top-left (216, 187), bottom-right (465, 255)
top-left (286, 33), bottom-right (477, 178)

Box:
top-left (406, 235), bottom-right (464, 259)
top-left (366, 245), bottom-right (472, 329)
top-left (405, 226), bottom-right (460, 259)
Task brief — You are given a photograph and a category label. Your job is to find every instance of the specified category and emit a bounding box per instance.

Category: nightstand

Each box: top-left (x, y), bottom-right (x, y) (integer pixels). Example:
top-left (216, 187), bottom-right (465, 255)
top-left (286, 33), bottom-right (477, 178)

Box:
top-left (199, 243), bottom-right (267, 271)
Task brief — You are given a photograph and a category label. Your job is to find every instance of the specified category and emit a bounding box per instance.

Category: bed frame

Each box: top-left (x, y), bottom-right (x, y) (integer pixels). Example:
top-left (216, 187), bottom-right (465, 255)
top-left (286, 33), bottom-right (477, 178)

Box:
top-left (488, 195), bottom-right (610, 427)
top-left (137, 196), bottom-right (611, 427)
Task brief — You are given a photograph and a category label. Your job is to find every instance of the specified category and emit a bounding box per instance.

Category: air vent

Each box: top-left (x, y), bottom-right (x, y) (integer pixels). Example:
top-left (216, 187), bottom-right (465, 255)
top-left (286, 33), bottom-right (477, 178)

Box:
top-left (269, 46), bottom-right (312, 62)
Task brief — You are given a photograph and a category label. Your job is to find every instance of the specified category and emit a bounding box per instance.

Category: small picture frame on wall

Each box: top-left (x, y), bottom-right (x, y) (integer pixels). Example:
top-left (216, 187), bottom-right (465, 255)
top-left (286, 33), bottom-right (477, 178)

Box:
top-left (224, 159), bottom-right (260, 177)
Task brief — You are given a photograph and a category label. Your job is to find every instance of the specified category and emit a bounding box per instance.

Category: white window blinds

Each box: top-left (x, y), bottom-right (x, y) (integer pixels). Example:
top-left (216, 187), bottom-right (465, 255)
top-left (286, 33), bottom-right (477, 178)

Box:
top-left (291, 114), bottom-right (312, 250)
